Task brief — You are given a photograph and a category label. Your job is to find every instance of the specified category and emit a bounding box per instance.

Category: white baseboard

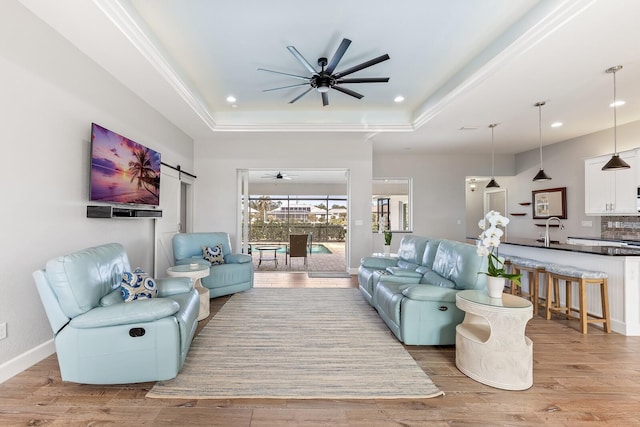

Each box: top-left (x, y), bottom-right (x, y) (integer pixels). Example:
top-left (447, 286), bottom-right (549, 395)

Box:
top-left (0, 339), bottom-right (55, 384)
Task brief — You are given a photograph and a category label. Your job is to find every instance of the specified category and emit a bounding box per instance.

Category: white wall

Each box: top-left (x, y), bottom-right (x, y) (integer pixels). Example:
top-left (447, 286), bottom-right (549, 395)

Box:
top-left (0, 1), bottom-right (193, 378)
top-left (193, 133), bottom-right (373, 271)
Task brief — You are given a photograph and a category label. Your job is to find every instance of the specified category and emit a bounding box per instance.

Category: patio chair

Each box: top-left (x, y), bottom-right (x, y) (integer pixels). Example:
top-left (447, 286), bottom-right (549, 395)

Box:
top-left (287, 234), bottom-right (309, 267)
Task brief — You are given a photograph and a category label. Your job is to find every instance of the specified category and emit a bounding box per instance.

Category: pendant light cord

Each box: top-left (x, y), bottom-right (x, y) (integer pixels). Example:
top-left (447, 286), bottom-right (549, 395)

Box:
top-left (613, 69), bottom-right (618, 155)
top-left (490, 124), bottom-right (496, 177)
top-left (538, 103), bottom-right (543, 166)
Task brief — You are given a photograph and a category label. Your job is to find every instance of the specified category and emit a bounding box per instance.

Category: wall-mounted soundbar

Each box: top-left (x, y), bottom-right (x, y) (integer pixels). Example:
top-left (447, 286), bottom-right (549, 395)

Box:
top-left (87, 205), bottom-right (162, 219)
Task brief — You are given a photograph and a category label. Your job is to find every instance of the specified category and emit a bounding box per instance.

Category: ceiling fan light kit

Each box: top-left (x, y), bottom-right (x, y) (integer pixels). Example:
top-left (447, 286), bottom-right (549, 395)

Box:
top-left (259, 38), bottom-right (390, 106)
top-left (602, 65), bottom-right (630, 171)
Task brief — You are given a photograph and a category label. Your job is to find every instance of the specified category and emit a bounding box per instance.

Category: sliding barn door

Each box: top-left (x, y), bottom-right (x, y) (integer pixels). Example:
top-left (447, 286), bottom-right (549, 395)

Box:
top-left (154, 167), bottom-right (195, 276)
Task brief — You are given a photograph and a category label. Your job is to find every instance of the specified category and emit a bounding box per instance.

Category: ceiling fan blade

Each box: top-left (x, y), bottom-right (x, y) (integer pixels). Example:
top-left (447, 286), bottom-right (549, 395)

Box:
top-left (321, 91), bottom-right (329, 107)
top-left (263, 82), bottom-right (310, 92)
top-left (333, 54), bottom-right (390, 79)
top-left (257, 68), bottom-right (310, 81)
top-left (332, 85), bottom-right (363, 99)
top-left (289, 87), bottom-right (313, 104)
top-left (336, 77), bottom-right (390, 84)
top-left (287, 46), bottom-right (318, 75)
top-left (325, 38), bottom-right (351, 74)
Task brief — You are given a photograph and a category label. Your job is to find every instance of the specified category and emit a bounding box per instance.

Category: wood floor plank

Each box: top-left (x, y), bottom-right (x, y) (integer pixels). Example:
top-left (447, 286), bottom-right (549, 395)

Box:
top-left (2, 274), bottom-right (640, 426)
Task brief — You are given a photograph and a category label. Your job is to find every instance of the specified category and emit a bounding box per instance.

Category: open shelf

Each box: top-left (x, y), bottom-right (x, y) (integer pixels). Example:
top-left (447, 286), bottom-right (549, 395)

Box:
top-left (87, 205), bottom-right (162, 219)
top-left (510, 213), bottom-right (527, 216)
top-left (518, 202), bottom-right (532, 206)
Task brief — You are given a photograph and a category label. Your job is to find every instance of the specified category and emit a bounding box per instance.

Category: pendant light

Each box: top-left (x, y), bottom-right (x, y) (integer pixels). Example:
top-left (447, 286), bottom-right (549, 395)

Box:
top-left (533, 101), bottom-right (552, 181)
top-left (602, 65), bottom-right (630, 171)
top-left (486, 123), bottom-right (500, 188)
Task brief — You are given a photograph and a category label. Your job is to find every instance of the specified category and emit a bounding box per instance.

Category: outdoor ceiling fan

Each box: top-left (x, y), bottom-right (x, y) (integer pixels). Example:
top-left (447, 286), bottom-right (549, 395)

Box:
top-left (258, 38), bottom-right (390, 106)
top-left (261, 171), bottom-right (296, 180)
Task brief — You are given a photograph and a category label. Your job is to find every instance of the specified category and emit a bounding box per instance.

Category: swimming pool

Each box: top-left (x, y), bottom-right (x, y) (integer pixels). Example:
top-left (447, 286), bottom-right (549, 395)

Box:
top-left (274, 244), bottom-right (332, 254)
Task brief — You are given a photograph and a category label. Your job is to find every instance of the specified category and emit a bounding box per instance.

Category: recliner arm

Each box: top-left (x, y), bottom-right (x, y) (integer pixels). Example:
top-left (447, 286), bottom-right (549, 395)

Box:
top-left (224, 253), bottom-right (252, 264)
top-left (401, 285), bottom-right (458, 302)
top-left (385, 267), bottom-right (423, 278)
top-left (360, 257), bottom-right (397, 270)
top-left (378, 274), bottom-right (421, 285)
top-left (156, 277), bottom-right (193, 297)
top-left (69, 298), bottom-right (180, 329)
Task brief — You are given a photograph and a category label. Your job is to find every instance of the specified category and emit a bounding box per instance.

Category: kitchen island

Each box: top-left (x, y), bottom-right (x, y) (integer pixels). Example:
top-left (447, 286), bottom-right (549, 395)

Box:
top-left (495, 237), bottom-right (640, 336)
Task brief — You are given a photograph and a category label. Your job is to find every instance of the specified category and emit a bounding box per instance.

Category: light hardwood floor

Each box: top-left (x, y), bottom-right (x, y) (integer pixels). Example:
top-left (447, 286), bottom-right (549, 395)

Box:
top-left (2, 272), bottom-right (640, 426)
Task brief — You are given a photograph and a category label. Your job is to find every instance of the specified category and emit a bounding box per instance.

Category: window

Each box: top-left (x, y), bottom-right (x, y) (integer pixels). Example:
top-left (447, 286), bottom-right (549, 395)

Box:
top-left (372, 178), bottom-right (412, 232)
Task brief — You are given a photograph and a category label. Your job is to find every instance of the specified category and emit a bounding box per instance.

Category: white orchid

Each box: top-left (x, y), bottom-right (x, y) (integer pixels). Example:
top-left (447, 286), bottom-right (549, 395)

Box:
top-left (476, 210), bottom-right (521, 285)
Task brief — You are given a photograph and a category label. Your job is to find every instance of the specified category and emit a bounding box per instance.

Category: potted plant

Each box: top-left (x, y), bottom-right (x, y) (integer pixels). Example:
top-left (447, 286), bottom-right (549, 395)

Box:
top-left (383, 230), bottom-right (392, 255)
top-left (476, 210), bottom-right (521, 298)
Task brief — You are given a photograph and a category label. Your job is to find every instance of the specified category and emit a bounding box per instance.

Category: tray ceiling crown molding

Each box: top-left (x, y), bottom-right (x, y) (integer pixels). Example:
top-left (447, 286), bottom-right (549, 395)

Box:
top-left (90, 0), bottom-right (593, 134)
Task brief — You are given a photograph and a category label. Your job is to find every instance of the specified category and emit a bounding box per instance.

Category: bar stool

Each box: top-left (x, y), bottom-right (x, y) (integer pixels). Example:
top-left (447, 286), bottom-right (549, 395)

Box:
top-left (545, 264), bottom-right (611, 334)
top-left (504, 255), bottom-right (546, 315)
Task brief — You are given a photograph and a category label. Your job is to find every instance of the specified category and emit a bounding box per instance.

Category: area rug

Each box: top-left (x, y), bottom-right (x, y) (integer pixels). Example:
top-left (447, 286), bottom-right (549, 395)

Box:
top-left (147, 288), bottom-right (443, 399)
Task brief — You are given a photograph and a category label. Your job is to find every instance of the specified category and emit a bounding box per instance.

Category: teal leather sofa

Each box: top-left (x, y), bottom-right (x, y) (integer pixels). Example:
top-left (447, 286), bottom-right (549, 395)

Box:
top-left (33, 243), bottom-right (199, 384)
top-left (172, 232), bottom-right (253, 298)
top-left (358, 236), bottom-right (487, 345)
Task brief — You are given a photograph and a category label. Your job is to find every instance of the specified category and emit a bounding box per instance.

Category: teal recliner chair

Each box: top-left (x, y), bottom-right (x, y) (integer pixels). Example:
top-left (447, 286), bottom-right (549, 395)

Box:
top-left (33, 243), bottom-right (199, 384)
top-left (172, 232), bottom-right (253, 298)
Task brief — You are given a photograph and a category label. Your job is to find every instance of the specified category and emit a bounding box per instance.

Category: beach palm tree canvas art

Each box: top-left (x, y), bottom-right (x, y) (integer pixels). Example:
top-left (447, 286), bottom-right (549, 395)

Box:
top-left (90, 123), bottom-right (161, 205)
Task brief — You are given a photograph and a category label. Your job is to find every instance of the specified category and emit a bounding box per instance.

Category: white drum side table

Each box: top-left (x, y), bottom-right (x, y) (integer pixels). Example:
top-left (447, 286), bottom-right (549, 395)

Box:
top-left (167, 264), bottom-right (210, 321)
top-left (455, 289), bottom-right (533, 390)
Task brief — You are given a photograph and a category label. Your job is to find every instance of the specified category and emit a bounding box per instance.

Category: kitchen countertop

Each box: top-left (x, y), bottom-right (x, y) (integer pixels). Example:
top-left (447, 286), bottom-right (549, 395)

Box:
top-left (466, 236), bottom-right (640, 256)
top-left (501, 237), bottom-right (640, 256)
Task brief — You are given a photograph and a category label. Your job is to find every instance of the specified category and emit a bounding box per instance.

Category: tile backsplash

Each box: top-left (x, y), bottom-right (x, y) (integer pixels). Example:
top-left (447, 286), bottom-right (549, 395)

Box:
top-left (601, 216), bottom-right (640, 241)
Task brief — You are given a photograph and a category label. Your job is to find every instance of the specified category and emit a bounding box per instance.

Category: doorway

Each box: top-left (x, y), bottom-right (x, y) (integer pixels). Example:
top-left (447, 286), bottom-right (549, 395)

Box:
top-left (237, 169), bottom-right (349, 273)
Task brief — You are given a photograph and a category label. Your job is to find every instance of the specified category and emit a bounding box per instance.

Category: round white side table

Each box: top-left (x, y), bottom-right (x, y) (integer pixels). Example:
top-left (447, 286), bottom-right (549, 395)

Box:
top-left (455, 289), bottom-right (533, 390)
top-left (167, 264), bottom-right (210, 321)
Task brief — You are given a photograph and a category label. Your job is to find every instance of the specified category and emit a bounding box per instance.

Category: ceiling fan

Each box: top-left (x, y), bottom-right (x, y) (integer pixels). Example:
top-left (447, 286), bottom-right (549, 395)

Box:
top-left (258, 38), bottom-right (390, 106)
top-left (261, 171), bottom-right (296, 180)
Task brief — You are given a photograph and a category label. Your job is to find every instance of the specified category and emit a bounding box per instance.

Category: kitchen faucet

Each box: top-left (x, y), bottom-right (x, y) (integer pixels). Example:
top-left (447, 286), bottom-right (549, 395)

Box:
top-left (544, 216), bottom-right (565, 247)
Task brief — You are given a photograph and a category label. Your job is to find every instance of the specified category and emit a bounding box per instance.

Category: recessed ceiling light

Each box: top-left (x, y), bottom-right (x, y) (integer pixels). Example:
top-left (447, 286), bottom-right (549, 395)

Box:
top-left (551, 122), bottom-right (563, 128)
top-left (226, 95), bottom-right (237, 103)
top-left (610, 100), bottom-right (625, 107)
top-left (394, 95), bottom-right (405, 103)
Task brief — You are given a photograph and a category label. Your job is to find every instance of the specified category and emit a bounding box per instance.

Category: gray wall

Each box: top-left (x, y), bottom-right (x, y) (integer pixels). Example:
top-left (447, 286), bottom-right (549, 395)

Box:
top-left (193, 133), bottom-right (373, 271)
top-left (498, 120), bottom-right (640, 242)
top-left (373, 152), bottom-right (516, 243)
top-left (0, 1), bottom-right (193, 376)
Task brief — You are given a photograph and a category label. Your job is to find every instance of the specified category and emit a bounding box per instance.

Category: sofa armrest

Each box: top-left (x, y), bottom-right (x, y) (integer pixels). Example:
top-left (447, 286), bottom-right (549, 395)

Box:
top-left (175, 257), bottom-right (210, 267)
top-left (360, 257), bottom-right (397, 270)
top-left (385, 267), bottom-right (422, 278)
top-left (157, 277), bottom-right (193, 297)
top-left (69, 298), bottom-right (180, 328)
top-left (401, 285), bottom-right (458, 302)
top-left (225, 253), bottom-right (252, 264)
top-left (379, 274), bottom-right (421, 285)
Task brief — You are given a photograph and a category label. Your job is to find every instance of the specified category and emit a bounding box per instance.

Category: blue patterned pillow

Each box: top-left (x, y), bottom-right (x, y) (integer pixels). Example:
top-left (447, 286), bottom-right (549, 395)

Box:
top-left (202, 244), bottom-right (225, 265)
top-left (120, 268), bottom-right (157, 302)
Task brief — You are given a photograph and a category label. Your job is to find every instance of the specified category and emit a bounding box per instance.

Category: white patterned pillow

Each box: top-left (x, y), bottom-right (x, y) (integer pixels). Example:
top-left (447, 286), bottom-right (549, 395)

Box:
top-left (120, 268), bottom-right (157, 302)
top-left (202, 244), bottom-right (225, 265)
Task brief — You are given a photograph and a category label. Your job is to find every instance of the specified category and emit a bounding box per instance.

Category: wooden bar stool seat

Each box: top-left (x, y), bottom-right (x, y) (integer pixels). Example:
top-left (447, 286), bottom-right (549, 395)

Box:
top-left (545, 264), bottom-right (611, 334)
top-left (504, 255), bottom-right (546, 315)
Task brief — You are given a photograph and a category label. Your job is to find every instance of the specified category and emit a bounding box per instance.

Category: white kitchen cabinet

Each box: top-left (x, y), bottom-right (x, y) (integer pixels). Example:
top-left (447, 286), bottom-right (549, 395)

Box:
top-left (584, 150), bottom-right (638, 215)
